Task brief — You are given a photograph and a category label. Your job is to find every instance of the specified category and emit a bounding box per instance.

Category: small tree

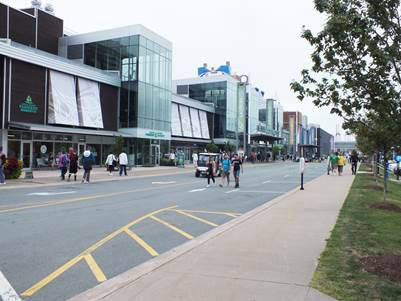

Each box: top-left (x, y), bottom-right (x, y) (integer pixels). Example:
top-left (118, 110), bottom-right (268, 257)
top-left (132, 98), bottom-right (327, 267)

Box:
top-left (113, 136), bottom-right (124, 155)
top-left (223, 142), bottom-right (236, 155)
top-left (272, 145), bottom-right (281, 161)
top-left (206, 143), bottom-right (219, 154)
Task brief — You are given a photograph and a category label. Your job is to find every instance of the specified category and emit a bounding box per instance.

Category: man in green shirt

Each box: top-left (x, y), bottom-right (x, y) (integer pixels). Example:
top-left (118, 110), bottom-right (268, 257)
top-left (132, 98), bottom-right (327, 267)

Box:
top-left (329, 153), bottom-right (339, 175)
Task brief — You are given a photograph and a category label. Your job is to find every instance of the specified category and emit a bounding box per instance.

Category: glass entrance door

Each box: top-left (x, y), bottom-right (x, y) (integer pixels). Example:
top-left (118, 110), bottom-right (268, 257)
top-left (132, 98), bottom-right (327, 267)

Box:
top-left (78, 143), bottom-right (86, 157)
top-left (151, 145), bottom-right (160, 166)
top-left (21, 141), bottom-right (33, 169)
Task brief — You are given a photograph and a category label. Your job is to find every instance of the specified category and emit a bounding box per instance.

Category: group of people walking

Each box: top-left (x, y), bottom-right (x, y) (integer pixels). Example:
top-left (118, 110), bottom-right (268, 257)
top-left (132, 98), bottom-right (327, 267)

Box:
top-left (57, 148), bottom-right (96, 183)
top-left (206, 154), bottom-right (244, 189)
top-left (327, 151), bottom-right (359, 176)
top-left (57, 149), bottom-right (129, 183)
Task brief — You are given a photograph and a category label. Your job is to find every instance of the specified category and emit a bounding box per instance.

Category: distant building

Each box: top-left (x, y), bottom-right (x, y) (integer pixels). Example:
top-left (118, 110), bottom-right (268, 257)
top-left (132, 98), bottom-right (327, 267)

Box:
top-left (317, 128), bottom-right (334, 158)
top-left (334, 141), bottom-right (357, 154)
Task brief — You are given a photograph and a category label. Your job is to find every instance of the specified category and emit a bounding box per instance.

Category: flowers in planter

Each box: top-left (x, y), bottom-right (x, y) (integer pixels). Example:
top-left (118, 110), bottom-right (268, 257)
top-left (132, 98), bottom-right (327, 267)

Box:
top-left (4, 158), bottom-right (23, 179)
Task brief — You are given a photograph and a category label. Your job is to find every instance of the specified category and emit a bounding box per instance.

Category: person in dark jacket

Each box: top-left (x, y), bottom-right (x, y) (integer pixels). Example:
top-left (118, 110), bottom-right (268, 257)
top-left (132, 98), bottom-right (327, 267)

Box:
top-left (58, 151), bottom-right (69, 181)
top-left (81, 150), bottom-right (95, 183)
top-left (68, 148), bottom-right (79, 181)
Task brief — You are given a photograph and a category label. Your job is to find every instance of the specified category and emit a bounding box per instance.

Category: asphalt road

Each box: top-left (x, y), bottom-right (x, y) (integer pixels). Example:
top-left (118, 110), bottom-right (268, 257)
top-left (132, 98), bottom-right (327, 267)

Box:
top-left (0, 162), bottom-right (327, 301)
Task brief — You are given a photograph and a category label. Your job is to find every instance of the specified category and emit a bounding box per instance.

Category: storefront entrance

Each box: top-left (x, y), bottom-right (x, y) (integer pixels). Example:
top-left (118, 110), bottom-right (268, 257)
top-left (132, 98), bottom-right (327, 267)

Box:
top-left (22, 141), bottom-right (33, 169)
top-left (151, 144), bottom-right (160, 166)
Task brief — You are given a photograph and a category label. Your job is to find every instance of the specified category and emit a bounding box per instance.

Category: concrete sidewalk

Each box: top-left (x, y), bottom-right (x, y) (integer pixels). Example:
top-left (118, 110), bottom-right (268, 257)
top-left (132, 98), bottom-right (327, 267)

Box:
top-left (69, 167), bottom-right (355, 301)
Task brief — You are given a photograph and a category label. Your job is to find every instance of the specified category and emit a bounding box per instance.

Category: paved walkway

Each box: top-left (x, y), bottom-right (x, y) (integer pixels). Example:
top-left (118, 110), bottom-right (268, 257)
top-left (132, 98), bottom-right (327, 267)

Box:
top-left (69, 167), bottom-right (355, 301)
top-left (0, 165), bottom-right (195, 189)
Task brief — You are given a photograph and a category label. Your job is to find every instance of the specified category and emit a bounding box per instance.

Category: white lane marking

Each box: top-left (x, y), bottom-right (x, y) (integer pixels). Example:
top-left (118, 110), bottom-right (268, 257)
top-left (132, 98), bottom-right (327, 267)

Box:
top-left (27, 191), bottom-right (76, 196)
top-left (0, 271), bottom-right (22, 301)
top-left (235, 190), bottom-right (284, 194)
top-left (189, 188), bottom-right (206, 193)
top-left (284, 175), bottom-right (290, 178)
top-left (225, 189), bottom-right (238, 194)
top-left (152, 181), bottom-right (177, 185)
top-left (262, 180), bottom-right (272, 184)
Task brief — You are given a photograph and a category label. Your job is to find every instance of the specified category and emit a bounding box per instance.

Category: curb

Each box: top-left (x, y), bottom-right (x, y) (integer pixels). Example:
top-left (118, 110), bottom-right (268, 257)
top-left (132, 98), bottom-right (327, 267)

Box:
top-left (68, 173), bottom-right (325, 301)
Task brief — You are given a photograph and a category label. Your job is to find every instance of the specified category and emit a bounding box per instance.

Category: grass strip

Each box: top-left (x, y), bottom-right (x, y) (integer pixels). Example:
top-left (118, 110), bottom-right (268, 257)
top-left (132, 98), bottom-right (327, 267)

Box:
top-left (312, 167), bottom-right (401, 300)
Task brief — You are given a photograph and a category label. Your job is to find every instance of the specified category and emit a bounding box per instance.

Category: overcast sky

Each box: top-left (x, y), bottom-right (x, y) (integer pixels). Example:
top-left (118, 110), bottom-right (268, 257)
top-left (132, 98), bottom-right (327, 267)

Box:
top-left (5, 0), bottom-right (351, 138)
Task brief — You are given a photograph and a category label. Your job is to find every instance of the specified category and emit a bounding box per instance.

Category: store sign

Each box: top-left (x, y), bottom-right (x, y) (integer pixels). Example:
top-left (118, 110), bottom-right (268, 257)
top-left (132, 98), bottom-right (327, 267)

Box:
top-left (145, 131), bottom-right (165, 138)
top-left (19, 96), bottom-right (39, 114)
top-left (40, 145), bottom-right (48, 154)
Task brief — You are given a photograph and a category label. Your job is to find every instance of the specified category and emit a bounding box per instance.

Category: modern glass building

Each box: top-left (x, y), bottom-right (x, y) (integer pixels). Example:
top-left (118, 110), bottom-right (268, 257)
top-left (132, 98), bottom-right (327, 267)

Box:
top-left (60, 25), bottom-right (173, 165)
top-left (173, 73), bottom-right (242, 145)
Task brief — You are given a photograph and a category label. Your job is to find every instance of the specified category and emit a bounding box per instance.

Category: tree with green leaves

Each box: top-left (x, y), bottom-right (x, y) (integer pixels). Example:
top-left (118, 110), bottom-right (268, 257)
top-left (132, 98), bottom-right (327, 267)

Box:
top-left (223, 142), bottom-right (236, 155)
top-left (272, 145), bottom-right (281, 161)
top-left (291, 0), bottom-right (401, 201)
top-left (206, 143), bottom-right (219, 154)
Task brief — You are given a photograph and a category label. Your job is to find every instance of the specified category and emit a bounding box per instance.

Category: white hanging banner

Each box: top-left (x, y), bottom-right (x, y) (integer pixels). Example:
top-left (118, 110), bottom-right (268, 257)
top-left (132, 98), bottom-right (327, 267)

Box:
top-left (179, 105), bottom-right (193, 137)
top-left (190, 108), bottom-right (202, 138)
top-left (77, 78), bottom-right (104, 128)
top-left (171, 103), bottom-right (183, 136)
top-left (48, 70), bottom-right (80, 126)
top-left (199, 110), bottom-right (210, 139)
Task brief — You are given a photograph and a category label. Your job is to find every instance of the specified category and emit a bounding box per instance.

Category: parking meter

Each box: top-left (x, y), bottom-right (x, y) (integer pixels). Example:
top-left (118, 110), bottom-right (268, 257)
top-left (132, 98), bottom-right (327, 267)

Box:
top-left (300, 157), bottom-right (305, 190)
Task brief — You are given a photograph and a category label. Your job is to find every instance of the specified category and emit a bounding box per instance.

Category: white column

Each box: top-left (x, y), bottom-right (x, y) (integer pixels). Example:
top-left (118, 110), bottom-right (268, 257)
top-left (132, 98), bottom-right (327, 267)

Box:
top-left (0, 129), bottom-right (7, 154)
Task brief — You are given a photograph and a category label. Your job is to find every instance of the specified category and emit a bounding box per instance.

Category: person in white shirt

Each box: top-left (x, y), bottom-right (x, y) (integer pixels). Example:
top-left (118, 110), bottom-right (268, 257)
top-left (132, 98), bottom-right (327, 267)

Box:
top-left (105, 152), bottom-right (117, 175)
top-left (119, 152), bottom-right (128, 176)
top-left (192, 152), bottom-right (198, 167)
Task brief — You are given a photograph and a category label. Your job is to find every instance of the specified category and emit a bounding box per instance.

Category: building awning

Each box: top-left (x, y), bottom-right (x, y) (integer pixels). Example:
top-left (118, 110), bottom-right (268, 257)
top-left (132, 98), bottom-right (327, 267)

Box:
top-left (171, 136), bottom-right (212, 144)
top-left (299, 144), bottom-right (318, 149)
top-left (250, 133), bottom-right (283, 142)
top-left (8, 122), bottom-right (132, 137)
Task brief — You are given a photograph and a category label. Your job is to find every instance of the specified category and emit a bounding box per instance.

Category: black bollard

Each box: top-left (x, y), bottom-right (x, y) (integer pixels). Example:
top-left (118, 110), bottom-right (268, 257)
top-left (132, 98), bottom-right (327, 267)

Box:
top-left (301, 172), bottom-right (304, 190)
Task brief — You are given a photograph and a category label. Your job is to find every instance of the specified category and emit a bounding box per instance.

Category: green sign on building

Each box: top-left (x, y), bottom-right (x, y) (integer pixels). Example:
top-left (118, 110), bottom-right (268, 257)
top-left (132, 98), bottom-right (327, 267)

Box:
top-left (145, 131), bottom-right (165, 138)
top-left (19, 96), bottom-right (38, 114)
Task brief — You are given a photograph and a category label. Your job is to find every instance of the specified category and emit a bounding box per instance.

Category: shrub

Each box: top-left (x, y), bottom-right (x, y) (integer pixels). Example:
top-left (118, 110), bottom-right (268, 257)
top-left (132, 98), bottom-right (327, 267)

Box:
top-left (4, 159), bottom-right (23, 179)
top-left (160, 158), bottom-right (176, 166)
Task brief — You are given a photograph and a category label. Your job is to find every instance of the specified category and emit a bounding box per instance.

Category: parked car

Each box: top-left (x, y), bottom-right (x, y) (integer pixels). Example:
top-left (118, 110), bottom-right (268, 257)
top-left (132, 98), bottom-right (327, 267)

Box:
top-left (195, 153), bottom-right (223, 178)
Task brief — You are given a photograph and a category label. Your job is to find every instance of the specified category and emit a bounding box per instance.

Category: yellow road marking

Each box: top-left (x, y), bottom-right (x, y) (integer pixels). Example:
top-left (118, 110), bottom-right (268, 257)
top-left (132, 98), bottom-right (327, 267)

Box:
top-left (21, 256), bottom-right (83, 297)
top-left (21, 206), bottom-right (176, 297)
top-left (0, 181), bottom-right (199, 214)
top-left (125, 229), bottom-right (159, 257)
top-left (174, 210), bottom-right (219, 227)
top-left (84, 254), bottom-right (107, 282)
top-left (174, 209), bottom-right (241, 218)
top-left (150, 215), bottom-right (194, 240)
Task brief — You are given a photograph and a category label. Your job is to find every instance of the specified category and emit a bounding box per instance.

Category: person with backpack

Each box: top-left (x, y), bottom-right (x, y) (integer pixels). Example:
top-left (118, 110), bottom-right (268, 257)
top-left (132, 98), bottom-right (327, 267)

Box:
top-left (206, 157), bottom-right (216, 188)
top-left (58, 151), bottom-right (69, 181)
top-left (351, 151), bottom-right (359, 175)
top-left (0, 146), bottom-right (6, 185)
top-left (338, 152), bottom-right (346, 176)
top-left (232, 154), bottom-right (243, 188)
top-left (67, 148), bottom-right (79, 181)
top-left (105, 152), bottom-right (117, 176)
top-left (219, 155), bottom-right (231, 187)
top-left (81, 150), bottom-right (95, 183)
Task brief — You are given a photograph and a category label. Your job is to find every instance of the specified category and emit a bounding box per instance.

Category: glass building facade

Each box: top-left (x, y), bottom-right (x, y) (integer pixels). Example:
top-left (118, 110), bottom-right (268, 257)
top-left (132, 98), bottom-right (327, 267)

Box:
top-left (187, 80), bottom-right (238, 140)
top-left (83, 35), bottom-right (172, 132)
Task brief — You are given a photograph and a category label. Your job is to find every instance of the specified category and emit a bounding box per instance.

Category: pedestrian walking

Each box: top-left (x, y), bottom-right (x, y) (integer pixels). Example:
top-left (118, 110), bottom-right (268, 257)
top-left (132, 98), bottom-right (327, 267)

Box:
top-left (338, 153), bottom-right (346, 176)
top-left (0, 146), bottom-right (6, 185)
top-left (330, 152), bottom-right (339, 175)
top-left (219, 155), bottom-right (231, 187)
top-left (58, 151), bottom-right (69, 180)
top-left (105, 152), bottom-right (117, 175)
top-left (67, 148), bottom-right (79, 181)
top-left (119, 151), bottom-right (128, 176)
top-left (327, 156), bottom-right (332, 175)
top-left (81, 150), bottom-right (95, 183)
top-left (351, 151), bottom-right (359, 175)
top-left (232, 154), bottom-right (243, 188)
top-left (206, 157), bottom-right (216, 187)
top-left (192, 152), bottom-right (198, 167)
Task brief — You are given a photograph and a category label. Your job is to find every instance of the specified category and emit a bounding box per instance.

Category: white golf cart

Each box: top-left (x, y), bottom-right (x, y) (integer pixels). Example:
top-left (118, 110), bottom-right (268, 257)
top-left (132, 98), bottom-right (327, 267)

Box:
top-left (195, 153), bottom-right (223, 178)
